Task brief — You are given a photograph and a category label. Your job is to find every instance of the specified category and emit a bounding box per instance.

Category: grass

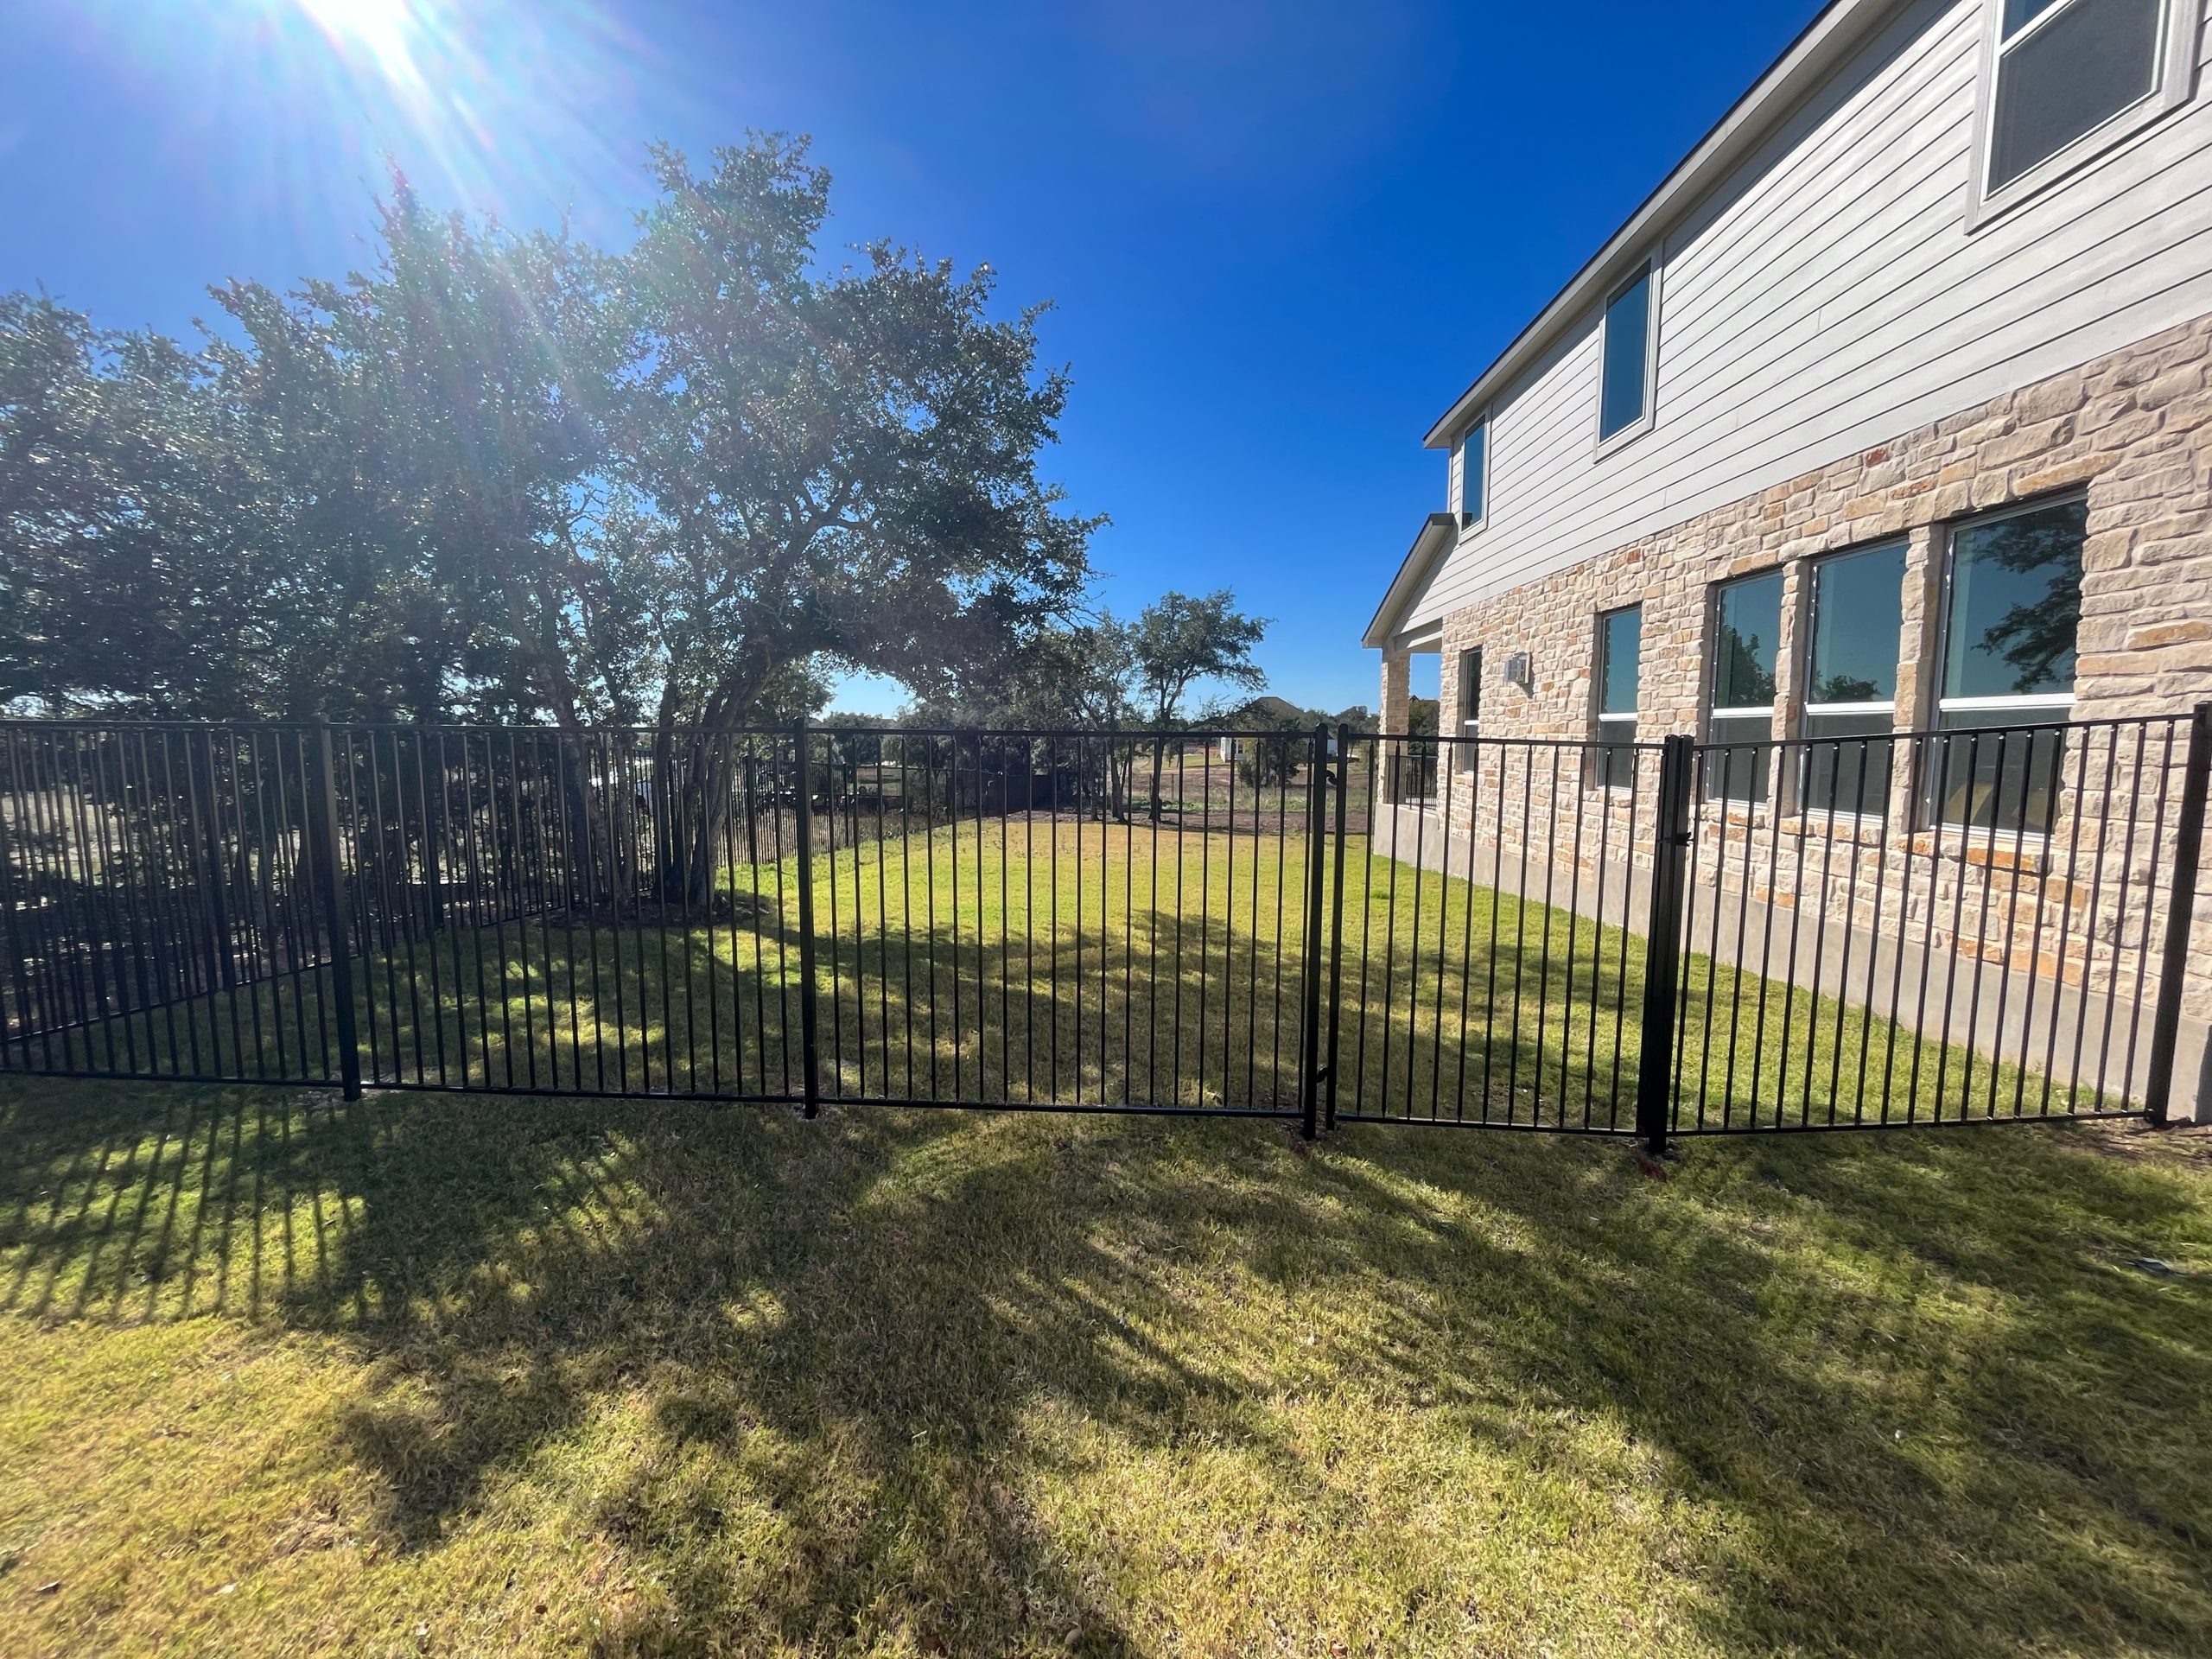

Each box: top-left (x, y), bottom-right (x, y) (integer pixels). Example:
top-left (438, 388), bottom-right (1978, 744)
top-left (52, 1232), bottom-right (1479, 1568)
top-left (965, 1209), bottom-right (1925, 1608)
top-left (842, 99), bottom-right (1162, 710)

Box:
top-left (2, 1075), bottom-right (2209, 1656)
top-left (21, 817), bottom-right (2113, 1132)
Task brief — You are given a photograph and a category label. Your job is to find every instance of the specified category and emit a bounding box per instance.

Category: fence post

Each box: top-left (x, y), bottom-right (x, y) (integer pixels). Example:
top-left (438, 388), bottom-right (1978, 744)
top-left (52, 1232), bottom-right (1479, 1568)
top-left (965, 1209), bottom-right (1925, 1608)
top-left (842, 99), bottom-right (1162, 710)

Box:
top-left (793, 721), bottom-right (822, 1118)
top-left (1298, 723), bottom-right (1329, 1140)
top-left (2146, 702), bottom-right (2211, 1128)
top-left (311, 720), bottom-right (365, 1102)
top-left (1325, 724), bottom-right (1351, 1130)
top-left (1633, 734), bottom-right (1695, 1154)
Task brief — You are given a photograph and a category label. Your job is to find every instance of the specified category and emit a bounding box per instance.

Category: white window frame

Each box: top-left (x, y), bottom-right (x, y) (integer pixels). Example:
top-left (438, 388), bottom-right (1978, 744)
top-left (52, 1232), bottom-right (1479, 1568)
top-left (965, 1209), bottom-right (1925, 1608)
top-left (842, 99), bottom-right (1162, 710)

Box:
top-left (1706, 569), bottom-right (1785, 804)
top-left (1802, 542), bottom-right (1905, 733)
top-left (1927, 493), bottom-right (2088, 837)
top-left (1967, 0), bottom-right (2203, 228)
top-left (1454, 645), bottom-right (1483, 771)
top-left (1798, 541), bottom-right (1909, 822)
top-left (1594, 257), bottom-right (1662, 456)
top-left (1455, 415), bottom-right (1491, 535)
top-left (1591, 605), bottom-right (1642, 791)
top-left (1933, 493), bottom-right (2086, 728)
top-left (1705, 705), bottom-right (1775, 734)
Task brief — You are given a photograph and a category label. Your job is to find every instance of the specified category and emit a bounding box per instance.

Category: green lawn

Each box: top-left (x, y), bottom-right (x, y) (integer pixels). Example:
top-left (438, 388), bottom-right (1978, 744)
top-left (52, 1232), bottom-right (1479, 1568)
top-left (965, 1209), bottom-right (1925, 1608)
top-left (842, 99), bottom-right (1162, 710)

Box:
top-left (22, 817), bottom-right (2111, 1133)
top-left (1, 1077), bottom-right (2208, 1656)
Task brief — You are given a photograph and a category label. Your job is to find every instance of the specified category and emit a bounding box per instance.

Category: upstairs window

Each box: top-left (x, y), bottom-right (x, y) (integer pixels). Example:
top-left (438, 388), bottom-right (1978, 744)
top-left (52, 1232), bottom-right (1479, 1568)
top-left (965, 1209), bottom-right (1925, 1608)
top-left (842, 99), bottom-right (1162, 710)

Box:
top-left (1458, 418), bottom-right (1488, 525)
top-left (1802, 541), bottom-right (1906, 817)
top-left (1592, 605), bottom-right (1642, 791)
top-left (1599, 264), bottom-right (1655, 443)
top-left (1705, 571), bottom-right (1783, 803)
top-left (1983, 0), bottom-right (2195, 202)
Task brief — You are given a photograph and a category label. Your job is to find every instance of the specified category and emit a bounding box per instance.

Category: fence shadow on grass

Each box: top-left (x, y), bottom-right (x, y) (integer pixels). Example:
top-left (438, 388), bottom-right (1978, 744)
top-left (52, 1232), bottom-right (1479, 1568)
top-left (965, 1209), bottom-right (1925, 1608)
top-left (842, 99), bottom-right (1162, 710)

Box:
top-left (3, 1075), bottom-right (2208, 1654)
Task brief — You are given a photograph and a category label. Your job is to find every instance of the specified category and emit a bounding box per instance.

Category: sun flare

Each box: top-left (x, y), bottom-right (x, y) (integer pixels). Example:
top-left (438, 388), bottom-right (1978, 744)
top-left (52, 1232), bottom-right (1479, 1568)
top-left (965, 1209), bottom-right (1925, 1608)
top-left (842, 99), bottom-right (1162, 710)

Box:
top-left (296, 0), bottom-right (424, 88)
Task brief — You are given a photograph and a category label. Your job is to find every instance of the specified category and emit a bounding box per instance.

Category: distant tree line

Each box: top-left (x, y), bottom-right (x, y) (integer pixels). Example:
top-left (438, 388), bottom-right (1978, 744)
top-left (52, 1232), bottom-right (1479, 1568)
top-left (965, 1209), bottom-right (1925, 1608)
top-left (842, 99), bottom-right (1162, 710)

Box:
top-left (899, 587), bottom-right (1277, 820)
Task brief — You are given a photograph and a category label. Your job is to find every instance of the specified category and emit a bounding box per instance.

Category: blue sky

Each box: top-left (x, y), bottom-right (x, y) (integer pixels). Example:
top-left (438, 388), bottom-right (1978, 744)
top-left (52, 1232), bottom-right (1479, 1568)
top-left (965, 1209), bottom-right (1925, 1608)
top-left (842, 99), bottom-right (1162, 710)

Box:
top-left (1, 0), bottom-right (1824, 716)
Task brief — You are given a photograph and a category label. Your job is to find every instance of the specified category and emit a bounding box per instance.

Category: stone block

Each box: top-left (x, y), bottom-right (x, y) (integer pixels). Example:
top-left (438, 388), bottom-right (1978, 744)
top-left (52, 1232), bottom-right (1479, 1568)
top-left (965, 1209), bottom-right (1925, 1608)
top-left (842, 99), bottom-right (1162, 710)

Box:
top-left (2137, 531), bottom-right (2212, 567)
top-left (1969, 473), bottom-right (2012, 509)
top-left (2014, 373), bottom-right (2087, 422)
top-left (2012, 455), bottom-right (2105, 495)
top-left (2126, 619), bottom-right (2212, 650)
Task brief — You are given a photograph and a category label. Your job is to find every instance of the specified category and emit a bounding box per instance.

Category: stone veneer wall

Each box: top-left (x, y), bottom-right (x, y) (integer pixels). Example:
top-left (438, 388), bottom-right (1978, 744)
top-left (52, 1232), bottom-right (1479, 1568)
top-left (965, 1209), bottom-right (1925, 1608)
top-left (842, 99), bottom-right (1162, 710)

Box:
top-left (1381, 311), bottom-right (2212, 1084)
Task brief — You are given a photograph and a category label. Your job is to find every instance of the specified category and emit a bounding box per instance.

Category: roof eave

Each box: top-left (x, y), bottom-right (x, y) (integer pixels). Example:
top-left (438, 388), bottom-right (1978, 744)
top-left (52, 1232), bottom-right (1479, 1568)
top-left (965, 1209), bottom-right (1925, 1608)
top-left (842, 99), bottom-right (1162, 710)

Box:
top-left (1421, 0), bottom-right (1899, 450)
top-left (1363, 512), bottom-right (1461, 650)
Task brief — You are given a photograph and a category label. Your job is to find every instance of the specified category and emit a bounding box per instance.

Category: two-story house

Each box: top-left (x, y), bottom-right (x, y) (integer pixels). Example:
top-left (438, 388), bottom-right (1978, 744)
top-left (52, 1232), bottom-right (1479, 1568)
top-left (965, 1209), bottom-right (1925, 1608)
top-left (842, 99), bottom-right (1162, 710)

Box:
top-left (1364, 0), bottom-right (2212, 1118)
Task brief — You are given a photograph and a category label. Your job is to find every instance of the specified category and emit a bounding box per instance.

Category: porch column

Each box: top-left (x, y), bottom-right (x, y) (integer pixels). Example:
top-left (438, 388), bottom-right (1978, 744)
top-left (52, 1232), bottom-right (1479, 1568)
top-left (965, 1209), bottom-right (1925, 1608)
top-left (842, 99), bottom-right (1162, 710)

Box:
top-left (1380, 650), bottom-right (1410, 802)
top-left (1380, 651), bottom-right (1410, 734)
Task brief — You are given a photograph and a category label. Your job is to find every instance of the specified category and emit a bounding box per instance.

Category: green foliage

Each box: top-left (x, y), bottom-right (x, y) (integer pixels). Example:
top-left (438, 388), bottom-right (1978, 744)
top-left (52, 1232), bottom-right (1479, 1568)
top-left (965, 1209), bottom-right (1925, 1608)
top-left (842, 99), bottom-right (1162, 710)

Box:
top-left (0, 294), bottom-right (295, 715)
top-left (1125, 588), bottom-right (1269, 819)
top-left (1234, 724), bottom-right (1305, 789)
top-left (618, 140), bottom-right (1096, 734)
top-left (1126, 589), bottom-right (1268, 728)
top-left (0, 137), bottom-right (1096, 728)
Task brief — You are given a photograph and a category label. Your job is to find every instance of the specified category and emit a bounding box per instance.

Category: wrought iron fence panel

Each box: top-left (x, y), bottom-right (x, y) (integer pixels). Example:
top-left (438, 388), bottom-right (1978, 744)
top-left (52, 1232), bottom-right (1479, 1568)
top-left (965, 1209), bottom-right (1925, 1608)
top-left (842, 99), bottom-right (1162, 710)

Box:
top-left (1669, 713), bottom-right (2207, 1136)
top-left (2, 709), bottom-right (2203, 1144)
top-left (0, 723), bottom-right (346, 1084)
top-left (1326, 731), bottom-right (1664, 1134)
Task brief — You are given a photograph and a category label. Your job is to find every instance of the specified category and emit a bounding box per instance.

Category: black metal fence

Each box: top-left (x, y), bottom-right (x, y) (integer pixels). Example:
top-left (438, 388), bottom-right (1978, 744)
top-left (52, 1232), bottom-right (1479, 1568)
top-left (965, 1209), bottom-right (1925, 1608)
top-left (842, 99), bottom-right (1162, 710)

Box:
top-left (3, 710), bottom-right (2205, 1148)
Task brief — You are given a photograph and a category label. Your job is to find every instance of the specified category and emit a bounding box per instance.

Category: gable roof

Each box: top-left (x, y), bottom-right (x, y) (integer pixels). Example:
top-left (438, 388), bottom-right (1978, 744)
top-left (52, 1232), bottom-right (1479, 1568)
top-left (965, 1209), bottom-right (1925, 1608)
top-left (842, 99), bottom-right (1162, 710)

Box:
top-left (1421, 0), bottom-right (1897, 449)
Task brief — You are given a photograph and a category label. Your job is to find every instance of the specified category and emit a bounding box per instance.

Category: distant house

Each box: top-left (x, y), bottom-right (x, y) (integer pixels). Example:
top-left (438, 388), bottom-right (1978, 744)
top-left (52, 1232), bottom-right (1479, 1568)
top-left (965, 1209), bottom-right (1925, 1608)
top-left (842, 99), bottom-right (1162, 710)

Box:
top-left (1217, 695), bottom-right (1310, 761)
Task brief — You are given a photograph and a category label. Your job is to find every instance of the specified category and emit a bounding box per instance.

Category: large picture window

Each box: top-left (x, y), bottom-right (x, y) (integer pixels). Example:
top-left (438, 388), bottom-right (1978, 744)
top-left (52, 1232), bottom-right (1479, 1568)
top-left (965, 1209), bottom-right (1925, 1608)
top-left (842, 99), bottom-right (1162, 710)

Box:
top-left (1984, 0), bottom-right (2190, 200)
top-left (1933, 496), bottom-right (2087, 833)
top-left (1592, 606), bottom-right (1641, 791)
top-left (1705, 570), bottom-right (1783, 803)
top-left (1802, 542), bottom-right (1905, 817)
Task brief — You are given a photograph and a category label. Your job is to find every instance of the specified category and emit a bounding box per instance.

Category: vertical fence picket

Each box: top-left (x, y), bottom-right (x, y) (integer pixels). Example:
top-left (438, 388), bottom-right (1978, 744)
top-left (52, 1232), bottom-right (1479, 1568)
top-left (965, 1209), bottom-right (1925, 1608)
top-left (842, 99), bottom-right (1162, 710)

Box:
top-left (1323, 725), bottom-right (1351, 1131)
top-left (793, 721), bottom-right (822, 1117)
top-left (1298, 722), bottom-right (1329, 1141)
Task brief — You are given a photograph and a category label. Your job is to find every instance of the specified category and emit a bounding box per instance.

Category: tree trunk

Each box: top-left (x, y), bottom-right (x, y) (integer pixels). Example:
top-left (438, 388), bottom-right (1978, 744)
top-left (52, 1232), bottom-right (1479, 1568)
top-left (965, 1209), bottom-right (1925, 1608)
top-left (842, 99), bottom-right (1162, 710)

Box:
top-left (652, 665), bottom-right (772, 912)
top-left (679, 731), bottom-right (736, 910)
top-left (652, 721), bottom-right (730, 913)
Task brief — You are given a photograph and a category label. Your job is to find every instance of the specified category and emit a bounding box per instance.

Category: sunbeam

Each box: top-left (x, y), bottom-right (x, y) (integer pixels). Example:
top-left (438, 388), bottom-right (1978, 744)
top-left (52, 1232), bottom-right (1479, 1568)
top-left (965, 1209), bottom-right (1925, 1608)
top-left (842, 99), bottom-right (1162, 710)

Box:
top-left (296, 0), bottom-right (429, 93)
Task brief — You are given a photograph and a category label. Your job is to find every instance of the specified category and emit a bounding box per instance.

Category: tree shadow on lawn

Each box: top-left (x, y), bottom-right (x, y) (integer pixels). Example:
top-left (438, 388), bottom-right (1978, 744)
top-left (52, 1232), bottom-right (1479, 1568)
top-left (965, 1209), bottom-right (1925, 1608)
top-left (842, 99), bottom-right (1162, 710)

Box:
top-left (3, 1077), bottom-right (2209, 1655)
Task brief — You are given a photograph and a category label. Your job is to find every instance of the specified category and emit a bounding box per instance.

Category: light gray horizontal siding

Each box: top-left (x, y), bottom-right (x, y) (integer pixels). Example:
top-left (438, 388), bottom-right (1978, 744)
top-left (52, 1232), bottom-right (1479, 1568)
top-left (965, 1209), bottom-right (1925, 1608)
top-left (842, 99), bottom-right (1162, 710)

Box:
top-left (1408, 0), bottom-right (2212, 627)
